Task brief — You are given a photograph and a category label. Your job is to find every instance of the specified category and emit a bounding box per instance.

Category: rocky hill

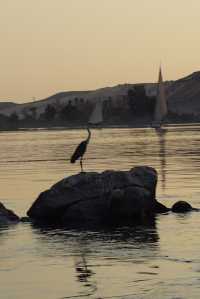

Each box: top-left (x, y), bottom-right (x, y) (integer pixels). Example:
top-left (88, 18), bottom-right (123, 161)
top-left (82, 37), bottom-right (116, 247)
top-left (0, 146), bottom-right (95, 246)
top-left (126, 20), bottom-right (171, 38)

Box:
top-left (0, 102), bottom-right (18, 111)
top-left (167, 71), bottom-right (200, 116)
top-left (0, 85), bottom-right (136, 119)
top-left (0, 71), bottom-right (200, 124)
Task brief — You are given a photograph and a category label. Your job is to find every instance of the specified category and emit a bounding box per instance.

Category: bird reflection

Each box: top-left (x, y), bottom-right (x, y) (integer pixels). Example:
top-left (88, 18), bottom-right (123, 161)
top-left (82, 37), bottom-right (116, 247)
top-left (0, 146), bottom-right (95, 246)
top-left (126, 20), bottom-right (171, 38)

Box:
top-left (75, 254), bottom-right (93, 282)
top-left (156, 128), bottom-right (167, 192)
top-left (74, 238), bottom-right (97, 297)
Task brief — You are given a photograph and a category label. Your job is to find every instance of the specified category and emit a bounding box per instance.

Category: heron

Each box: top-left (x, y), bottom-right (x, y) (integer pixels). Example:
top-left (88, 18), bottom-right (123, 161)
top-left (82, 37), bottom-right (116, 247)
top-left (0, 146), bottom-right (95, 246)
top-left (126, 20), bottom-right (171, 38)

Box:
top-left (70, 127), bottom-right (91, 172)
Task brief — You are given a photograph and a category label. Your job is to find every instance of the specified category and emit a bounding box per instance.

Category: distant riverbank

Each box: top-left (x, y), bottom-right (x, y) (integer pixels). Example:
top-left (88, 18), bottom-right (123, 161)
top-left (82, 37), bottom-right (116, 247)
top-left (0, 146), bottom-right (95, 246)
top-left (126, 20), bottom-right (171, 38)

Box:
top-left (0, 119), bottom-right (199, 132)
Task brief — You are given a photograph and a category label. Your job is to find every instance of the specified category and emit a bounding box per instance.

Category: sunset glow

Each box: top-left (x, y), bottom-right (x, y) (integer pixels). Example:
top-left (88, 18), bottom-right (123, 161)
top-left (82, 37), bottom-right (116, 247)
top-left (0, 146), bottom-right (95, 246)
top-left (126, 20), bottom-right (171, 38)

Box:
top-left (0, 0), bottom-right (199, 102)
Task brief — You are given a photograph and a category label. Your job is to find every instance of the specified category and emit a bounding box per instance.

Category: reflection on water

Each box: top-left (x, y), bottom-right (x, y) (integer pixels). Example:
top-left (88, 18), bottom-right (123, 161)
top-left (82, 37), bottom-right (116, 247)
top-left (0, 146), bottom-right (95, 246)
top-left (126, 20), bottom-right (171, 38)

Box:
top-left (1, 125), bottom-right (200, 298)
top-left (156, 128), bottom-right (167, 192)
top-left (29, 225), bottom-right (159, 299)
top-left (74, 238), bottom-right (97, 298)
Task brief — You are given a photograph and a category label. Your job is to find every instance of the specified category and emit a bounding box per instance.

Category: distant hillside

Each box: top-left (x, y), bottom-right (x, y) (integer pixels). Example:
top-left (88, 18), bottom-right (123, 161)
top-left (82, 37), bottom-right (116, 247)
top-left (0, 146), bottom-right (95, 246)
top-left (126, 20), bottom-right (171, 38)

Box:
top-left (0, 84), bottom-right (136, 119)
top-left (167, 71), bottom-right (200, 116)
top-left (0, 102), bottom-right (18, 111)
top-left (0, 71), bottom-right (200, 123)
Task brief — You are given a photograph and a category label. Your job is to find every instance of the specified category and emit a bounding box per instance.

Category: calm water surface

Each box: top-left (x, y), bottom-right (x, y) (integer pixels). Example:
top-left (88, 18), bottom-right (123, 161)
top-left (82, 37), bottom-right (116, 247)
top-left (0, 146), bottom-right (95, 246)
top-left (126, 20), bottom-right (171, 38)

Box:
top-left (0, 125), bottom-right (200, 299)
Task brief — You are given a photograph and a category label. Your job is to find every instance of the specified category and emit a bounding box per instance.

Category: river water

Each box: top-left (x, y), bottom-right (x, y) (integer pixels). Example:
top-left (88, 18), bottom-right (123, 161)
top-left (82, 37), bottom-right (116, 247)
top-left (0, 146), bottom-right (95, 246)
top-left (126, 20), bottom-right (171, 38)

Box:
top-left (0, 125), bottom-right (200, 299)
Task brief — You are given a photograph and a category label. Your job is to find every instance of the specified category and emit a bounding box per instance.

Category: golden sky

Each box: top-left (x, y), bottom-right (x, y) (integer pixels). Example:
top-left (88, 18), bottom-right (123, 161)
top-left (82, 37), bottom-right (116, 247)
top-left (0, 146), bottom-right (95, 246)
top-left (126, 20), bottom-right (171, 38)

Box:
top-left (0, 0), bottom-right (199, 102)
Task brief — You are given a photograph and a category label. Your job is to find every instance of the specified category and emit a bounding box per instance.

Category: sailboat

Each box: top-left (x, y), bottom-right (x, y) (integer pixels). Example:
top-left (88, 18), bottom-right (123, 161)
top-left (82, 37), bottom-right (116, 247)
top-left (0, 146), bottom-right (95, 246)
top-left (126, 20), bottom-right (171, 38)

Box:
top-left (88, 100), bottom-right (103, 126)
top-left (152, 67), bottom-right (168, 129)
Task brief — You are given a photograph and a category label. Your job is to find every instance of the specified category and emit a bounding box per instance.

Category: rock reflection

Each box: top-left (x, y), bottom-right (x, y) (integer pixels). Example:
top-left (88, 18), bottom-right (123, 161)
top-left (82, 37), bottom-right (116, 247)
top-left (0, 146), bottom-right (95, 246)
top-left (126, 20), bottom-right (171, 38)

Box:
top-left (0, 223), bottom-right (10, 244)
top-left (30, 225), bottom-right (159, 298)
top-left (30, 222), bottom-right (159, 255)
top-left (0, 222), bottom-right (18, 245)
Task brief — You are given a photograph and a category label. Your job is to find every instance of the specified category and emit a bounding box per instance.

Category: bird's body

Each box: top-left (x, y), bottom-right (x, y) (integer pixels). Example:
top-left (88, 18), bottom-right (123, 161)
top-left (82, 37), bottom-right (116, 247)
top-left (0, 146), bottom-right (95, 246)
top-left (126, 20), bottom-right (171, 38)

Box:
top-left (70, 140), bottom-right (88, 164)
top-left (70, 128), bottom-right (91, 172)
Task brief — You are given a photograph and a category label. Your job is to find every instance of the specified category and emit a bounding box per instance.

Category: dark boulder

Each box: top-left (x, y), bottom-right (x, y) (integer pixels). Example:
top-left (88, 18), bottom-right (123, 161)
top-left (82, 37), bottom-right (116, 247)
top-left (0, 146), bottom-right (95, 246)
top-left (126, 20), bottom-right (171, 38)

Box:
top-left (20, 216), bottom-right (31, 223)
top-left (109, 186), bottom-right (155, 225)
top-left (0, 202), bottom-right (20, 224)
top-left (27, 166), bottom-right (165, 227)
top-left (154, 200), bottom-right (170, 213)
top-left (172, 200), bottom-right (198, 213)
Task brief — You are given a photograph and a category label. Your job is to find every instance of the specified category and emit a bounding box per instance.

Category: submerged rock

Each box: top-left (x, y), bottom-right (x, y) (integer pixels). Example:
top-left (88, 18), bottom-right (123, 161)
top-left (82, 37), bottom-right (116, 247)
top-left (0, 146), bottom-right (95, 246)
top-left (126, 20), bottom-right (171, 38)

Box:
top-left (0, 202), bottom-right (20, 224)
top-left (27, 166), bottom-right (165, 227)
top-left (172, 200), bottom-right (198, 213)
top-left (20, 216), bottom-right (31, 223)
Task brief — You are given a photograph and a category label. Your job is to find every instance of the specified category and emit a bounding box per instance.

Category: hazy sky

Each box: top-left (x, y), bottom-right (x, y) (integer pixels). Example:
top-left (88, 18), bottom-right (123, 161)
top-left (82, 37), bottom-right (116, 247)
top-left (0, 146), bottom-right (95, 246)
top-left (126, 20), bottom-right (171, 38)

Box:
top-left (0, 0), bottom-right (199, 102)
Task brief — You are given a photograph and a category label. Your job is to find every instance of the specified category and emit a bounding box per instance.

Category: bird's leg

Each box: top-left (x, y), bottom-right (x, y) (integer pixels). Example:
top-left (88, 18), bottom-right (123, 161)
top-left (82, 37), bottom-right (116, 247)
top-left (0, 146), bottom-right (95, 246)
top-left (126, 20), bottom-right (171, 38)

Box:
top-left (80, 158), bottom-right (83, 172)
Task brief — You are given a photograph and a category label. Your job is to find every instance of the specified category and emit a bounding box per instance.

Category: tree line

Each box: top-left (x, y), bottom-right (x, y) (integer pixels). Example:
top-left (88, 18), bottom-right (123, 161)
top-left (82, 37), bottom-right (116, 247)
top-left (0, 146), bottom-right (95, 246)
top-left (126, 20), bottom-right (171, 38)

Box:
top-left (0, 85), bottom-right (195, 130)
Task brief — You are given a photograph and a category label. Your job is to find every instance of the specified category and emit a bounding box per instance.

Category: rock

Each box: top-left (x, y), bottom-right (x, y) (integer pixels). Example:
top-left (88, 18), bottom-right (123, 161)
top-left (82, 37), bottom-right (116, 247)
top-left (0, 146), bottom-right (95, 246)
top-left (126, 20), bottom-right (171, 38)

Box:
top-left (154, 200), bottom-right (170, 213)
top-left (171, 201), bottom-right (197, 213)
top-left (0, 202), bottom-right (20, 224)
top-left (20, 216), bottom-right (31, 223)
top-left (110, 186), bottom-right (154, 224)
top-left (27, 166), bottom-right (164, 227)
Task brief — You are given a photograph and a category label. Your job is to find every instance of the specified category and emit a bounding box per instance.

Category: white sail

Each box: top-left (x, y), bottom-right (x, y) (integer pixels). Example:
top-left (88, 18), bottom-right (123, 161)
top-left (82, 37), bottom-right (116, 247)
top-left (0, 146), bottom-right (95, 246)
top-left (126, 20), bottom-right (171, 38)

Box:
top-left (154, 67), bottom-right (167, 126)
top-left (88, 100), bottom-right (103, 125)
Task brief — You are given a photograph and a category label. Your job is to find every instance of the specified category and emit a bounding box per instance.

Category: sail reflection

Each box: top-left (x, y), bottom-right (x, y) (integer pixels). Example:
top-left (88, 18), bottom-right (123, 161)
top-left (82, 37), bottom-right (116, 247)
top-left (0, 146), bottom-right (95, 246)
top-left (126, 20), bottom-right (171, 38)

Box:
top-left (156, 128), bottom-right (167, 192)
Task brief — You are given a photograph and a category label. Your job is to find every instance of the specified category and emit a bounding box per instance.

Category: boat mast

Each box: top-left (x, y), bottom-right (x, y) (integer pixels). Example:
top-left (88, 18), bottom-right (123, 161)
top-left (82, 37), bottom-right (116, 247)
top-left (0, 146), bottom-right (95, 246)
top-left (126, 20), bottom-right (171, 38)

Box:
top-left (154, 66), bottom-right (167, 123)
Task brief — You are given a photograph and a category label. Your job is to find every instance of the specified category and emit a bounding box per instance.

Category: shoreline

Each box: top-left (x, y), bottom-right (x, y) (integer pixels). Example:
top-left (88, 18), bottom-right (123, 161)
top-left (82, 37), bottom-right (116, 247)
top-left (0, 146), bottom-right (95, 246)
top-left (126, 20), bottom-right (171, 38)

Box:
top-left (0, 121), bottom-right (200, 132)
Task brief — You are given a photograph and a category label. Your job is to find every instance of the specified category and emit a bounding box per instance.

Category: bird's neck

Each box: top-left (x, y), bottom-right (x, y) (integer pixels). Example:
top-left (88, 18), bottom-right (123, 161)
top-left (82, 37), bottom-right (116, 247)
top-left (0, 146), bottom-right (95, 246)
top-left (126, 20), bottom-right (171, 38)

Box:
top-left (87, 128), bottom-right (91, 143)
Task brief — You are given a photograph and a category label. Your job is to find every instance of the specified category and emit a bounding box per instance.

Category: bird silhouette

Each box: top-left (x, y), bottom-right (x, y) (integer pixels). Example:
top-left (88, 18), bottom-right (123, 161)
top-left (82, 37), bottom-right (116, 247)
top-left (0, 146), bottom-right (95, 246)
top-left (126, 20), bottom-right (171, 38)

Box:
top-left (70, 127), bottom-right (91, 172)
